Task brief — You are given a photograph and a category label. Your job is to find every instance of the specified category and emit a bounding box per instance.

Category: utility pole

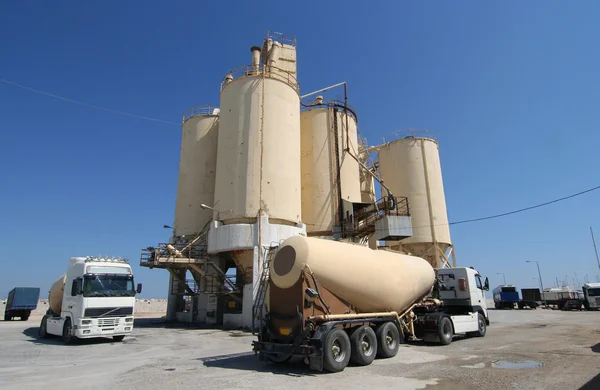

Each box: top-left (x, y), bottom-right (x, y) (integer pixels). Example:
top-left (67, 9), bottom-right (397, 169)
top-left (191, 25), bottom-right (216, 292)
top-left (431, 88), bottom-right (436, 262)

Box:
top-left (591, 227), bottom-right (600, 273)
top-left (497, 273), bottom-right (506, 285)
top-left (527, 261), bottom-right (546, 307)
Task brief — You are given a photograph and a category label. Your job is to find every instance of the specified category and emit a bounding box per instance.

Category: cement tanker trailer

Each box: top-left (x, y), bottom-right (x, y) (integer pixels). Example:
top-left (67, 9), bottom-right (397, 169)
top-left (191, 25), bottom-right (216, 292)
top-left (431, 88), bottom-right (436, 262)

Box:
top-left (252, 236), bottom-right (490, 372)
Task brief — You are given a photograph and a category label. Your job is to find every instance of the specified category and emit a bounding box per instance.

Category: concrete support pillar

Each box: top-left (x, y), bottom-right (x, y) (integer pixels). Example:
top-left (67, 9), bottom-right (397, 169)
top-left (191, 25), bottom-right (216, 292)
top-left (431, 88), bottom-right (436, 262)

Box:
top-left (166, 269), bottom-right (185, 322)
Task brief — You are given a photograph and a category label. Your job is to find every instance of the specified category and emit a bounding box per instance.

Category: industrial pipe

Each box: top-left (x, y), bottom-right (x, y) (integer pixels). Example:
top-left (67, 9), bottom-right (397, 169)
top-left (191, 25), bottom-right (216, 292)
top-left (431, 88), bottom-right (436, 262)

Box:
top-left (307, 312), bottom-right (399, 323)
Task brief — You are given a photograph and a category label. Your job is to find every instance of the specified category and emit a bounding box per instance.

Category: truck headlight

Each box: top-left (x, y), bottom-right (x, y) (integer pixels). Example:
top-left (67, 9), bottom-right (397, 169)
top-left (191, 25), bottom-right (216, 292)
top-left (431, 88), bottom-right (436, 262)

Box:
top-left (82, 320), bottom-right (92, 325)
top-left (125, 317), bottom-right (134, 323)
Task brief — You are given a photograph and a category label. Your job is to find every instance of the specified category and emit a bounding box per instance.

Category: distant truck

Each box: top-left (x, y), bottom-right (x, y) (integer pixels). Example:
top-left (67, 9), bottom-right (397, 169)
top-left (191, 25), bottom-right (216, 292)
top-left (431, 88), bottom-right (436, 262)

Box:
top-left (39, 256), bottom-right (142, 344)
top-left (543, 287), bottom-right (583, 310)
top-left (251, 236), bottom-right (489, 373)
top-left (493, 285), bottom-right (519, 309)
top-left (4, 287), bottom-right (40, 321)
top-left (582, 283), bottom-right (600, 310)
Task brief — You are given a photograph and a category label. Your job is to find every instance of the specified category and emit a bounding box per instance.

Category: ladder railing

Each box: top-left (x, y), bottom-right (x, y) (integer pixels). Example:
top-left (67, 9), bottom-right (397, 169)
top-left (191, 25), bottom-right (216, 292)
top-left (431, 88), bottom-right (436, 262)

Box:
top-left (252, 243), bottom-right (280, 335)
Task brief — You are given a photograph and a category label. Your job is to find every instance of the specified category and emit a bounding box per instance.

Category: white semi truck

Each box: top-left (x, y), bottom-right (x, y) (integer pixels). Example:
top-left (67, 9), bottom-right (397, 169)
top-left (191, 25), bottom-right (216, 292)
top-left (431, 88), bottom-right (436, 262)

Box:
top-left (582, 282), bottom-right (600, 310)
top-left (252, 236), bottom-right (489, 372)
top-left (39, 256), bottom-right (141, 344)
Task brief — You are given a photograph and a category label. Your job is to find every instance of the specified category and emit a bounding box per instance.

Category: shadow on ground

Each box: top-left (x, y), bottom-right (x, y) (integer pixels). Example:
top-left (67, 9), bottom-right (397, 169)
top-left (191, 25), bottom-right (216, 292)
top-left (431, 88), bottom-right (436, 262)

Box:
top-left (199, 352), bottom-right (316, 377)
top-left (591, 343), bottom-right (600, 353)
top-left (580, 373), bottom-right (600, 389)
top-left (22, 327), bottom-right (126, 346)
top-left (133, 318), bottom-right (249, 332)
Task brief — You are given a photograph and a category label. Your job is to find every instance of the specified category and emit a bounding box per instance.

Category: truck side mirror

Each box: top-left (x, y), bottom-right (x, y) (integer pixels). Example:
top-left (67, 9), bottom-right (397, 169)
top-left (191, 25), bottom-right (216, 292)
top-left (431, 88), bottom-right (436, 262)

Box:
top-left (136, 283), bottom-right (142, 294)
top-left (71, 278), bottom-right (82, 296)
top-left (484, 277), bottom-right (489, 291)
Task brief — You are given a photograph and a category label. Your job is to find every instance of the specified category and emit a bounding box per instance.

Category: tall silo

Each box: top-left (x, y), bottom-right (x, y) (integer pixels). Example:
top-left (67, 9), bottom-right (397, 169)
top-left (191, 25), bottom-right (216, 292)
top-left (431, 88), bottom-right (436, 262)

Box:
top-left (300, 103), bottom-right (361, 234)
top-left (377, 136), bottom-right (452, 268)
top-left (173, 106), bottom-right (220, 236)
top-left (213, 49), bottom-right (301, 226)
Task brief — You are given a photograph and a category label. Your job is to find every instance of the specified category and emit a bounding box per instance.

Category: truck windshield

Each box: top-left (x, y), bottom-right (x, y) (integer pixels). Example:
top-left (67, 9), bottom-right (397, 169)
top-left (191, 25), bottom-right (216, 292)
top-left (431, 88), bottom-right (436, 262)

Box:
top-left (586, 288), bottom-right (600, 297)
top-left (83, 274), bottom-right (135, 297)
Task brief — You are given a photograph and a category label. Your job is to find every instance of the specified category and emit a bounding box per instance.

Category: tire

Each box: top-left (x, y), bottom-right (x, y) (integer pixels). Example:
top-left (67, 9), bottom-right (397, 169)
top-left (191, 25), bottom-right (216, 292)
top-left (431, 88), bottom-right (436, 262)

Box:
top-left (21, 315), bottom-right (29, 321)
top-left (473, 313), bottom-right (486, 337)
top-left (4, 313), bottom-right (11, 321)
top-left (323, 328), bottom-right (351, 373)
top-left (39, 316), bottom-right (48, 338)
top-left (62, 318), bottom-right (75, 345)
top-left (376, 322), bottom-right (401, 358)
top-left (349, 325), bottom-right (377, 366)
top-left (438, 317), bottom-right (453, 345)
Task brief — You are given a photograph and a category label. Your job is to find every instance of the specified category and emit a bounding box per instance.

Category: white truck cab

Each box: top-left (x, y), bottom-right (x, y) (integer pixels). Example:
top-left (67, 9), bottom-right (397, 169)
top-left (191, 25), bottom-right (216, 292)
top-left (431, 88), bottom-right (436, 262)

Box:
top-left (414, 267), bottom-right (490, 345)
top-left (582, 282), bottom-right (600, 310)
top-left (39, 256), bottom-right (142, 344)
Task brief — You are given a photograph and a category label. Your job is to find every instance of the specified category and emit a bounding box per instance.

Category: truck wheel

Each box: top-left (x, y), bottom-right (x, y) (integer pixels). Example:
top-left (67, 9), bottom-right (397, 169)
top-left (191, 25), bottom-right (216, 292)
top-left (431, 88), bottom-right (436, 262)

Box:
top-left (112, 335), bottom-right (125, 342)
top-left (349, 325), bottom-right (377, 366)
top-left (475, 313), bottom-right (486, 337)
top-left (62, 318), bottom-right (76, 345)
top-left (376, 322), bottom-right (400, 358)
top-left (39, 316), bottom-right (48, 338)
top-left (323, 328), bottom-right (351, 373)
top-left (21, 315), bottom-right (29, 321)
top-left (438, 317), bottom-right (453, 345)
top-left (4, 313), bottom-right (11, 321)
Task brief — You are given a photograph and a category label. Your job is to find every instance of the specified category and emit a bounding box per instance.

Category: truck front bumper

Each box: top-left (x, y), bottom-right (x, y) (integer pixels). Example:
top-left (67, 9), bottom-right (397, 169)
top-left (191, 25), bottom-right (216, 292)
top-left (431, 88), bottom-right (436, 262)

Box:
top-left (74, 317), bottom-right (134, 338)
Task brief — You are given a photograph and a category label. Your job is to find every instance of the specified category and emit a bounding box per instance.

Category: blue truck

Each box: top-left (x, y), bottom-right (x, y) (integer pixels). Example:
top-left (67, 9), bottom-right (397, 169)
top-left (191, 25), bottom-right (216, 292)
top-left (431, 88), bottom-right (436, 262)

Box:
top-left (493, 285), bottom-right (520, 309)
top-left (4, 287), bottom-right (40, 321)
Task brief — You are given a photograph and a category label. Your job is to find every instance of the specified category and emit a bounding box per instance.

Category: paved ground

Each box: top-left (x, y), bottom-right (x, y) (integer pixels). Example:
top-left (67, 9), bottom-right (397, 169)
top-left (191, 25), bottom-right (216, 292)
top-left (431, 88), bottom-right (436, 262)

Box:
top-left (1, 309), bottom-right (598, 390)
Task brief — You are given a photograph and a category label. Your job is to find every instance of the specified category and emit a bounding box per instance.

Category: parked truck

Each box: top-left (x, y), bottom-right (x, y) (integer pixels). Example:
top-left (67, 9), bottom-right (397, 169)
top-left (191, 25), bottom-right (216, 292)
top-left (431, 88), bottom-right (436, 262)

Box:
top-left (493, 286), bottom-right (538, 309)
top-left (582, 283), bottom-right (600, 310)
top-left (492, 285), bottom-right (519, 309)
top-left (4, 287), bottom-right (40, 321)
top-left (38, 256), bottom-right (142, 344)
top-left (251, 236), bottom-right (490, 373)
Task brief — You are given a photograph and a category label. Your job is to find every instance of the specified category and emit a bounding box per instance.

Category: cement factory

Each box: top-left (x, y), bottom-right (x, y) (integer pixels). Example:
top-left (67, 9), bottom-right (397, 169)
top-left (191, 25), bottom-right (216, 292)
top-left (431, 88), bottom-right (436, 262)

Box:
top-left (139, 31), bottom-right (457, 330)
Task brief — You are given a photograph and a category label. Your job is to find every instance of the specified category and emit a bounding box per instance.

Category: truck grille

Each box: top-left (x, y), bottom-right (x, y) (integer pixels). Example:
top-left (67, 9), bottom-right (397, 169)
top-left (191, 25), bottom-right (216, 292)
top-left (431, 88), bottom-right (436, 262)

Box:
top-left (84, 307), bottom-right (133, 318)
top-left (595, 297), bottom-right (600, 305)
top-left (98, 318), bottom-right (119, 327)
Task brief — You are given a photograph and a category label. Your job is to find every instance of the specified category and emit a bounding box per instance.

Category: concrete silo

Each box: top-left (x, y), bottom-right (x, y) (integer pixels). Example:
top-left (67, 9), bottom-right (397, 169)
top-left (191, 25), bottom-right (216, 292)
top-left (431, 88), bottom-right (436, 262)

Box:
top-left (300, 102), bottom-right (361, 235)
top-left (377, 136), bottom-right (453, 268)
top-left (206, 33), bottom-right (306, 329)
top-left (173, 106), bottom-right (220, 236)
top-left (214, 52), bottom-right (301, 226)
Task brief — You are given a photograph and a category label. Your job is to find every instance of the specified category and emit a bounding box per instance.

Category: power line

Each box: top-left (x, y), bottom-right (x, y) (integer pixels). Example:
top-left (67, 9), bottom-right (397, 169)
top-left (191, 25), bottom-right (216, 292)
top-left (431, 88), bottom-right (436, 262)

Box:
top-left (0, 78), bottom-right (178, 125)
top-left (449, 184), bottom-right (600, 226)
top-left (303, 183), bottom-right (600, 231)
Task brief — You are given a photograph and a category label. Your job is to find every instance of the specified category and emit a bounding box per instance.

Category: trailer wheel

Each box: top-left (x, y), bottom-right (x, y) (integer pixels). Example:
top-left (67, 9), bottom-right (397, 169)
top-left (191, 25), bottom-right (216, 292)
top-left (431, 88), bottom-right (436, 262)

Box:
top-left (349, 325), bottom-right (377, 366)
top-left (39, 316), bottom-right (48, 338)
top-left (323, 328), bottom-right (351, 373)
top-left (21, 315), bottom-right (29, 321)
top-left (4, 313), bottom-right (10, 321)
top-left (438, 317), bottom-right (453, 345)
top-left (62, 318), bottom-right (75, 345)
top-left (375, 322), bottom-right (400, 358)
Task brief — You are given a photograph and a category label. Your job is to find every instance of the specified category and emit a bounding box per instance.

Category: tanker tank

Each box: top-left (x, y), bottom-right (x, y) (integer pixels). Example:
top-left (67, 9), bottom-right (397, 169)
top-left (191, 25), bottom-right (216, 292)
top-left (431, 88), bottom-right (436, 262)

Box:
top-left (270, 235), bottom-right (435, 313)
top-left (48, 274), bottom-right (66, 314)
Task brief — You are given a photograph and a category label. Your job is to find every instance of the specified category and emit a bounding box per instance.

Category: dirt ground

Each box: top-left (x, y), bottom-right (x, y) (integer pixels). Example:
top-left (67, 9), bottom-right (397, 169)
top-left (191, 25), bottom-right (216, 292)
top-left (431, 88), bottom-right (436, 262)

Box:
top-left (0, 309), bottom-right (598, 390)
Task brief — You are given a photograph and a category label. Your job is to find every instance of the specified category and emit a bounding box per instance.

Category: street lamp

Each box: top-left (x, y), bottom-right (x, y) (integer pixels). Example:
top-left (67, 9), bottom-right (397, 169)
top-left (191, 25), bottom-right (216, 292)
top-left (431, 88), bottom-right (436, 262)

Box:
top-left (497, 272), bottom-right (507, 285)
top-left (526, 261), bottom-right (546, 307)
top-left (200, 203), bottom-right (231, 220)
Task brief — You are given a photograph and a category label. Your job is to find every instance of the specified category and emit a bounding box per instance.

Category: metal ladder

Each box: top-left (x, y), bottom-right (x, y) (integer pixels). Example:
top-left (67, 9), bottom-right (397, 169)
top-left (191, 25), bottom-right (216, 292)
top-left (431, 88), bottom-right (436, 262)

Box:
top-left (252, 244), bottom-right (279, 335)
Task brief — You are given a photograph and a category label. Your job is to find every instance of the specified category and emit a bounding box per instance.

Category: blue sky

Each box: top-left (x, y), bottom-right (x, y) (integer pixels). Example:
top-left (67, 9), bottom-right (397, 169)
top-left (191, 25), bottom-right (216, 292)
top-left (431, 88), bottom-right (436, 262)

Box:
top-left (1, 2), bottom-right (600, 299)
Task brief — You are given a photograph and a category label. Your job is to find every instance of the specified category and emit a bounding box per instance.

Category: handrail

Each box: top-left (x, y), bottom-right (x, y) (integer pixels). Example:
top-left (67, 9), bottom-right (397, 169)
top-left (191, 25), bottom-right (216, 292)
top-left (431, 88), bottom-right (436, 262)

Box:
top-left (182, 104), bottom-right (220, 123)
top-left (266, 30), bottom-right (296, 47)
top-left (220, 64), bottom-right (300, 93)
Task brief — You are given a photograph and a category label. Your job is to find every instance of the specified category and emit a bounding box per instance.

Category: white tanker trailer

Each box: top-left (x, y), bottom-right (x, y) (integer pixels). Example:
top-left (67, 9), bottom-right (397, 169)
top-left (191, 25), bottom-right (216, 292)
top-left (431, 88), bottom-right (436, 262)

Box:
top-left (252, 236), bottom-right (489, 372)
top-left (39, 256), bottom-right (142, 344)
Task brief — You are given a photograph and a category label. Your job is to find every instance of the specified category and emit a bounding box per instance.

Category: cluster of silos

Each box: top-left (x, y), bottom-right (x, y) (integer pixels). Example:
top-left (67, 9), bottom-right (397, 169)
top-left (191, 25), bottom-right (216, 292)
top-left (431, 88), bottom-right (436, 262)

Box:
top-left (377, 136), bottom-right (453, 268)
top-left (300, 101), bottom-right (361, 235)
